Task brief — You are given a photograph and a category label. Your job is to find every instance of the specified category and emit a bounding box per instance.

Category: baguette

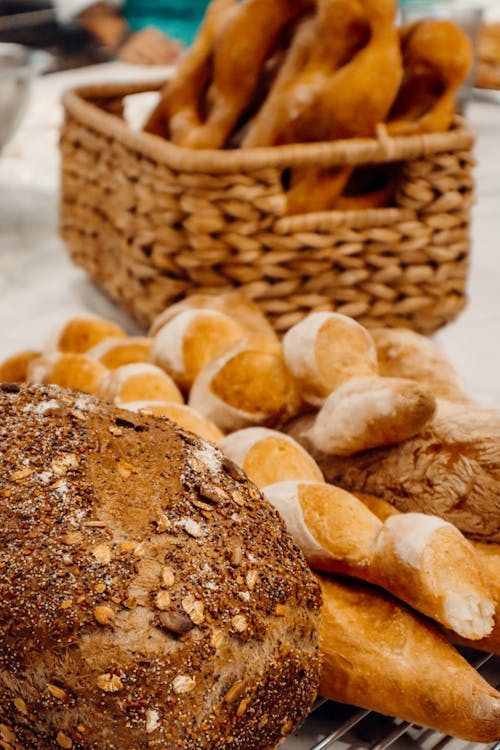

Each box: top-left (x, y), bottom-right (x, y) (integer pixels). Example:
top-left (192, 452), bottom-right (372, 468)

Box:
top-left (308, 375), bottom-right (436, 455)
top-left (285, 402), bottom-right (500, 541)
top-left (318, 574), bottom-right (500, 742)
top-left (355, 493), bottom-right (500, 656)
top-left (263, 480), bottom-right (494, 639)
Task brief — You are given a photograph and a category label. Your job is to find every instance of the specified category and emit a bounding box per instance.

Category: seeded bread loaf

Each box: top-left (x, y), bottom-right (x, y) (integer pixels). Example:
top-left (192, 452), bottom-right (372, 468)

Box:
top-left (0, 383), bottom-right (321, 750)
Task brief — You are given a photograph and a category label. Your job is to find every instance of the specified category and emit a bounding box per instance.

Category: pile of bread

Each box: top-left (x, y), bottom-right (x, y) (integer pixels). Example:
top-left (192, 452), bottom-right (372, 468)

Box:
top-left (477, 22), bottom-right (500, 90)
top-left (143, 0), bottom-right (473, 214)
top-left (2, 291), bottom-right (500, 747)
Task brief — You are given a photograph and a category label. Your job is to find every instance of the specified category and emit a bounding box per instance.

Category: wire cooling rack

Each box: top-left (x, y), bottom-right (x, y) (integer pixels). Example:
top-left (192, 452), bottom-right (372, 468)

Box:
top-left (282, 652), bottom-right (500, 750)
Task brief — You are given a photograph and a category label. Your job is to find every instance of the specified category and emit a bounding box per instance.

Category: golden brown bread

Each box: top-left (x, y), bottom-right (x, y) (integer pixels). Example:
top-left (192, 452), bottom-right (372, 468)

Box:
top-left (151, 309), bottom-right (246, 392)
top-left (285, 402), bottom-right (500, 541)
top-left (355, 493), bottom-right (500, 656)
top-left (0, 348), bottom-right (41, 383)
top-left (0, 383), bottom-right (321, 750)
top-left (282, 312), bottom-right (378, 407)
top-left (219, 426), bottom-right (324, 487)
top-left (45, 315), bottom-right (126, 354)
top-left (318, 574), bottom-right (500, 742)
top-left (263, 481), bottom-right (495, 639)
top-left (371, 327), bottom-right (470, 403)
top-left (149, 290), bottom-right (279, 344)
top-left (308, 375), bottom-right (436, 455)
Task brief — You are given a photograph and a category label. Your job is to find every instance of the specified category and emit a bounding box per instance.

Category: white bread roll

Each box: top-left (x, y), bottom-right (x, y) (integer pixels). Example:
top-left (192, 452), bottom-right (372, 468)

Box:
top-left (189, 339), bottom-right (300, 432)
top-left (45, 314), bottom-right (126, 354)
top-left (0, 383), bottom-right (321, 750)
top-left (149, 290), bottom-right (279, 343)
top-left (219, 427), bottom-right (324, 487)
top-left (27, 352), bottom-right (108, 396)
top-left (86, 336), bottom-right (152, 369)
top-left (98, 363), bottom-right (184, 405)
top-left (309, 376), bottom-right (437, 455)
top-left (151, 309), bottom-right (246, 392)
top-left (0, 349), bottom-right (41, 383)
top-left (282, 312), bottom-right (378, 406)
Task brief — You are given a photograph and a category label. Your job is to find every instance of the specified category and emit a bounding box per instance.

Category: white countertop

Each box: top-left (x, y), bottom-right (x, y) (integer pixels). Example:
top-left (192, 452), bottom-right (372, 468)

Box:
top-left (1, 64), bottom-right (500, 750)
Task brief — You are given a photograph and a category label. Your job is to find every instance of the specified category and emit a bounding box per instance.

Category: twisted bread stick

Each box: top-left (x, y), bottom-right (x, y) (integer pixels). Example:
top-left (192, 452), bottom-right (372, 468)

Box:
top-left (285, 402), bottom-right (500, 542)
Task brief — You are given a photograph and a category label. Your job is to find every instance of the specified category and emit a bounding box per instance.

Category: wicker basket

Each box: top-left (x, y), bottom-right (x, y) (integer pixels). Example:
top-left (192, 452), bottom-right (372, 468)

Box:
top-left (60, 80), bottom-right (476, 335)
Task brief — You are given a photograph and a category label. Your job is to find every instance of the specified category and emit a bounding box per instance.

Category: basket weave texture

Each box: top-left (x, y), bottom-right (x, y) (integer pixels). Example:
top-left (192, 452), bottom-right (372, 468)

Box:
top-left (60, 81), bottom-right (476, 335)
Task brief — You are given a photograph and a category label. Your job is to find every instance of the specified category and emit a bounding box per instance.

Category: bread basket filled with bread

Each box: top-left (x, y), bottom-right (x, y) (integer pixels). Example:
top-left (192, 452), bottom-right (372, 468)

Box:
top-left (60, 0), bottom-right (476, 337)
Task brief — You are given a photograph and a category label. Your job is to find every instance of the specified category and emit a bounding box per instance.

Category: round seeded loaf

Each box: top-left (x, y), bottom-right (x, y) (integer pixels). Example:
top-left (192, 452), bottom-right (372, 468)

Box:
top-left (0, 383), bottom-right (321, 750)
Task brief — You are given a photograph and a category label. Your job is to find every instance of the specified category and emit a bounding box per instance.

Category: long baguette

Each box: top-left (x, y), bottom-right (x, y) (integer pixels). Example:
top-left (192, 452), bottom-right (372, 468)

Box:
top-left (318, 574), bottom-right (500, 742)
top-left (354, 492), bottom-right (500, 656)
top-left (263, 481), bottom-right (494, 639)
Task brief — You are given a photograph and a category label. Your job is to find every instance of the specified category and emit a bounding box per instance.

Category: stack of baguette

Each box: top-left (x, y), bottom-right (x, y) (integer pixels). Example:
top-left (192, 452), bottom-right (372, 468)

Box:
top-left (142, 0), bottom-right (474, 214)
top-left (2, 291), bottom-right (500, 743)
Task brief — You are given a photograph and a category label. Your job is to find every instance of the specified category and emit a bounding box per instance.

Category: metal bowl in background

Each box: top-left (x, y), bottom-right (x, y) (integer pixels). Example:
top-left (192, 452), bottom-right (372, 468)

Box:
top-left (0, 42), bottom-right (50, 153)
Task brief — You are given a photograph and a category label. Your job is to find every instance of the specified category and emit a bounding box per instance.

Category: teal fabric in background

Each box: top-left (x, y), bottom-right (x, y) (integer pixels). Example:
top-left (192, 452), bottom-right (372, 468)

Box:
top-left (123, 0), bottom-right (210, 44)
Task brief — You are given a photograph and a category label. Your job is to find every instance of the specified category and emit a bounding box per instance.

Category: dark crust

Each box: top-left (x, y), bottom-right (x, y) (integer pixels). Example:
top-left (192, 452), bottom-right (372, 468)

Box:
top-left (0, 384), bottom-right (321, 749)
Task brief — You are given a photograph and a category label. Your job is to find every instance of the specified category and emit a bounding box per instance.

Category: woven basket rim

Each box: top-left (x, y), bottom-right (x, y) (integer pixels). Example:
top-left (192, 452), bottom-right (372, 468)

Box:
top-left (62, 79), bottom-right (476, 175)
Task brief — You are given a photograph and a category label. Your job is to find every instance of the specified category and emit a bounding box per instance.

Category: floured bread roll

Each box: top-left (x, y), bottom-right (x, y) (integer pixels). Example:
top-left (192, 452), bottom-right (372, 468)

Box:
top-left (149, 290), bottom-right (279, 343)
top-left (28, 352), bottom-right (108, 395)
top-left (282, 312), bottom-right (378, 406)
top-left (151, 309), bottom-right (246, 392)
top-left (46, 315), bottom-right (126, 353)
top-left (189, 339), bottom-right (300, 432)
top-left (0, 384), bottom-right (321, 750)
top-left (99, 363), bottom-right (183, 405)
top-left (0, 349), bottom-right (40, 383)
top-left (308, 376), bottom-right (437, 455)
top-left (219, 427), bottom-right (324, 487)
top-left (120, 400), bottom-right (224, 443)
top-left (86, 336), bottom-right (152, 369)
top-left (372, 327), bottom-right (470, 404)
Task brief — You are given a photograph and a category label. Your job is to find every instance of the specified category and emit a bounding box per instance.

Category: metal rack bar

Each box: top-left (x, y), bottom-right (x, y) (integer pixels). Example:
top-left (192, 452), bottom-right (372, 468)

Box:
top-left (309, 709), bottom-right (371, 750)
top-left (369, 723), bottom-right (414, 750)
